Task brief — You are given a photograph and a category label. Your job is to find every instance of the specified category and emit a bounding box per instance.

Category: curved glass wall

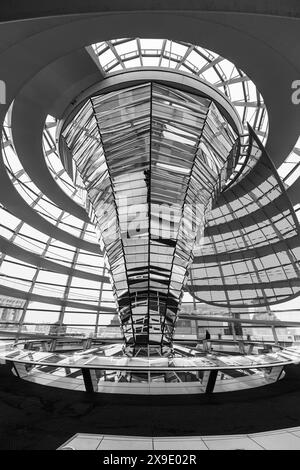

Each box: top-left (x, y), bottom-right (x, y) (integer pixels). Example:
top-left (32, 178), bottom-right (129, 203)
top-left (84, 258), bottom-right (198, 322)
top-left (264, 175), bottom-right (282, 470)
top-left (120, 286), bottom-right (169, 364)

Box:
top-left (0, 38), bottom-right (298, 343)
top-left (190, 129), bottom-right (300, 306)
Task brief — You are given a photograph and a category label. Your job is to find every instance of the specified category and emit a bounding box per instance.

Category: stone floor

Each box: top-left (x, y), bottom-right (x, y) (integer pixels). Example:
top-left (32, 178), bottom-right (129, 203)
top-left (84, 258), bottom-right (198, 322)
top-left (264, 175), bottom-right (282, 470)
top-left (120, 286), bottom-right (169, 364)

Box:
top-left (58, 428), bottom-right (300, 450)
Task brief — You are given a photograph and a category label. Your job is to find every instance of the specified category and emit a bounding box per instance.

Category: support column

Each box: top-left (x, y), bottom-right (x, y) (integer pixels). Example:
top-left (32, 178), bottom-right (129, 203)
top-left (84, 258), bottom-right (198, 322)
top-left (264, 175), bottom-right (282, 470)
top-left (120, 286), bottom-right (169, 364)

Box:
top-left (272, 326), bottom-right (279, 346)
top-left (81, 368), bottom-right (98, 392)
top-left (202, 369), bottom-right (218, 394)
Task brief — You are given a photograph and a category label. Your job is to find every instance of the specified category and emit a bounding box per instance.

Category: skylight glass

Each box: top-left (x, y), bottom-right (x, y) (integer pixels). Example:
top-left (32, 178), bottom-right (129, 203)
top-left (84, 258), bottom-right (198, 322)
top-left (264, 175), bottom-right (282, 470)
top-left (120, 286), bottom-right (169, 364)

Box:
top-left (91, 38), bottom-right (269, 143)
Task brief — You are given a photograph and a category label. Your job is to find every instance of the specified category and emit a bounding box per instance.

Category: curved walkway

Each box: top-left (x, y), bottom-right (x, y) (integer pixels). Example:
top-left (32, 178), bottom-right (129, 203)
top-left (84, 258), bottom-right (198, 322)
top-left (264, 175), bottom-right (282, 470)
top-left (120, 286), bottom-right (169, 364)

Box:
top-left (1, 363), bottom-right (300, 449)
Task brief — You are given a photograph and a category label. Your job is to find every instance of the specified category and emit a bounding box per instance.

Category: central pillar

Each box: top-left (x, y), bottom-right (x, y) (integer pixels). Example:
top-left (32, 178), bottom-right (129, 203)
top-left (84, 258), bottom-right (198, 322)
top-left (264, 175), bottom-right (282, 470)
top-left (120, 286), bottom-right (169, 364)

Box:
top-left (62, 81), bottom-right (238, 355)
